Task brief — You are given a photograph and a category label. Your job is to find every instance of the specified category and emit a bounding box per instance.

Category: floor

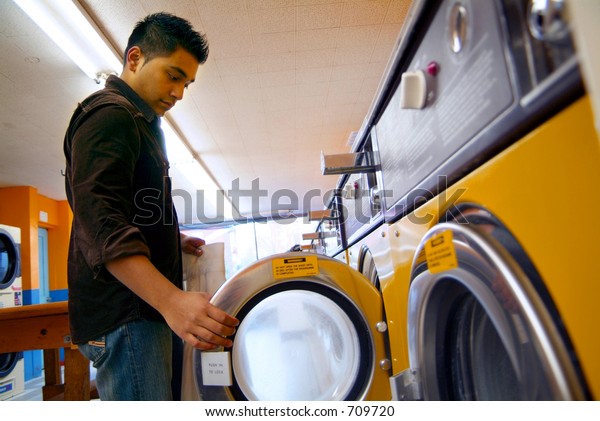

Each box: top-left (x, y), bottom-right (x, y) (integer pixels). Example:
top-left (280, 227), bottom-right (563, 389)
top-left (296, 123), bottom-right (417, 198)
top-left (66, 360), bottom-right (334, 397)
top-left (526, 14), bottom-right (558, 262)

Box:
top-left (8, 365), bottom-right (97, 401)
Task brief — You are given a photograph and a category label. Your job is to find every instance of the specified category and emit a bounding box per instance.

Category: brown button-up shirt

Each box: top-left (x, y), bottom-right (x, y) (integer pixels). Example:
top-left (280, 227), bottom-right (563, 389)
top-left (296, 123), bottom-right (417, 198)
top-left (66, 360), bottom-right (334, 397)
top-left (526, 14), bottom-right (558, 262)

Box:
top-left (64, 75), bottom-right (182, 344)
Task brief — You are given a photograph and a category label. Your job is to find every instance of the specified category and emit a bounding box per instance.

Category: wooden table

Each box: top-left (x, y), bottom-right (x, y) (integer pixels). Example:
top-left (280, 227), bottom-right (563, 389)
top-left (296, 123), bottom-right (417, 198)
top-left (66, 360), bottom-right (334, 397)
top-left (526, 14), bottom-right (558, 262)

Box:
top-left (0, 302), bottom-right (94, 400)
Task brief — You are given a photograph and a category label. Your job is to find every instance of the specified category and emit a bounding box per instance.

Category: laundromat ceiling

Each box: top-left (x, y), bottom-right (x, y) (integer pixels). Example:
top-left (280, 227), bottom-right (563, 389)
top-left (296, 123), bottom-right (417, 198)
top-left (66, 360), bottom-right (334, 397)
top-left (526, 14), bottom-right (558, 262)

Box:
top-left (0, 0), bottom-right (410, 223)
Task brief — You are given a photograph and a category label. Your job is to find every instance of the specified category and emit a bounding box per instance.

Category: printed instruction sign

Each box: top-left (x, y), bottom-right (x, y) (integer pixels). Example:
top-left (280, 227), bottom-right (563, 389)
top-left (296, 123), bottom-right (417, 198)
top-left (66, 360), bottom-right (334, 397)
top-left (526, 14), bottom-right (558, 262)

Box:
top-left (424, 230), bottom-right (458, 274)
top-left (201, 351), bottom-right (232, 386)
top-left (272, 255), bottom-right (319, 280)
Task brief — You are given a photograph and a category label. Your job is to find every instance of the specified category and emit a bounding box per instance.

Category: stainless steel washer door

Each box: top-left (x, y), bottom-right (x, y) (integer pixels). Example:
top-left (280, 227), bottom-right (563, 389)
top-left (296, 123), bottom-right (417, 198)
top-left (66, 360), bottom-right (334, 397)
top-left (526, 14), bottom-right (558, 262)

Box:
top-left (194, 253), bottom-right (378, 401)
top-left (232, 289), bottom-right (360, 400)
top-left (402, 216), bottom-right (588, 400)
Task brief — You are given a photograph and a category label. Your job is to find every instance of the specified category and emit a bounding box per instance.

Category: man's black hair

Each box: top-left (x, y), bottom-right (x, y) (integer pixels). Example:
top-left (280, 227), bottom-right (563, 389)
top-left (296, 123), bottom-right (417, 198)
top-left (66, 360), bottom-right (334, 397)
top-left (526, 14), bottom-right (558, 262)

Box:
top-left (124, 12), bottom-right (209, 65)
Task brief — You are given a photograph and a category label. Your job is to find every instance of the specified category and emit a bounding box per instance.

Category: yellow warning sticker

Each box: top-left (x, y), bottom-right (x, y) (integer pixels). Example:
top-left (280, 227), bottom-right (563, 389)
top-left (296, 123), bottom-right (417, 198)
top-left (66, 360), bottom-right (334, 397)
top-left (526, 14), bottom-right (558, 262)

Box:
top-left (424, 230), bottom-right (458, 274)
top-left (273, 255), bottom-right (319, 280)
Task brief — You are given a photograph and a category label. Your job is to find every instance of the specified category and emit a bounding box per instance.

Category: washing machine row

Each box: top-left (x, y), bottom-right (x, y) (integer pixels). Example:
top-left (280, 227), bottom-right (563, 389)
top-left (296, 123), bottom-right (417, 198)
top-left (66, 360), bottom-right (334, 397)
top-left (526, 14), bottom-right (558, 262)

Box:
top-left (0, 224), bottom-right (25, 400)
top-left (331, 0), bottom-right (597, 401)
top-left (185, 0), bottom-right (598, 401)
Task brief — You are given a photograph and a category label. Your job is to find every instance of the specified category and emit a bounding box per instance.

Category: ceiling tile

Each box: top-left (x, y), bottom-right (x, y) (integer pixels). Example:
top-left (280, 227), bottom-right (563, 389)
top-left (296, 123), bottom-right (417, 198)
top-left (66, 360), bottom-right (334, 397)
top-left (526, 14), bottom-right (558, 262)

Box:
top-left (259, 69), bottom-right (296, 87)
top-left (141, 0), bottom-right (201, 22)
top-left (247, 0), bottom-right (295, 9)
top-left (296, 80), bottom-right (330, 97)
top-left (296, 48), bottom-right (335, 69)
top-left (249, 7), bottom-right (296, 34)
top-left (256, 52), bottom-right (295, 73)
top-left (334, 44), bottom-right (375, 66)
top-left (208, 31), bottom-right (254, 59)
top-left (296, 94), bottom-right (327, 110)
top-left (341, 0), bottom-right (389, 26)
top-left (296, 28), bottom-right (339, 51)
top-left (202, 11), bottom-right (250, 36)
top-left (336, 25), bottom-right (381, 48)
top-left (253, 31), bottom-right (295, 55)
top-left (385, 0), bottom-right (412, 24)
top-left (330, 63), bottom-right (370, 81)
top-left (296, 3), bottom-right (343, 31)
top-left (222, 73), bottom-right (263, 92)
top-left (215, 56), bottom-right (259, 76)
top-left (296, 67), bottom-right (332, 84)
top-left (196, 0), bottom-right (247, 17)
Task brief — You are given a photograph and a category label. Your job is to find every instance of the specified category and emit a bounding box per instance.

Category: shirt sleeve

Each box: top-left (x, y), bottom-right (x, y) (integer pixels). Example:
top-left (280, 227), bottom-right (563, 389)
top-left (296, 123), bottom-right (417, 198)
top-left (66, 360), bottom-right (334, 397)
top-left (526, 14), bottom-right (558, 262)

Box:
top-left (69, 105), bottom-right (151, 277)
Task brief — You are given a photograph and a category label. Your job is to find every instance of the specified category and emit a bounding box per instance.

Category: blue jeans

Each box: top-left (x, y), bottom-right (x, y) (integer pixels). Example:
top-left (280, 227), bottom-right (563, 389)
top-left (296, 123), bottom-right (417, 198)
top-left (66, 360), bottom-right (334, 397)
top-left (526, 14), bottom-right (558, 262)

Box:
top-left (77, 320), bottom-right (173, 400)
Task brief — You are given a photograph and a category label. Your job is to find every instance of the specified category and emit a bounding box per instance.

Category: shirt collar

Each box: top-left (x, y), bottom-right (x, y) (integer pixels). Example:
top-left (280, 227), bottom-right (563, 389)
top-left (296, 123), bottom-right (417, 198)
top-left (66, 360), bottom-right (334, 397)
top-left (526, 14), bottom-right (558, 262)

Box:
top-left (104, 75), bottom-right (157, 123)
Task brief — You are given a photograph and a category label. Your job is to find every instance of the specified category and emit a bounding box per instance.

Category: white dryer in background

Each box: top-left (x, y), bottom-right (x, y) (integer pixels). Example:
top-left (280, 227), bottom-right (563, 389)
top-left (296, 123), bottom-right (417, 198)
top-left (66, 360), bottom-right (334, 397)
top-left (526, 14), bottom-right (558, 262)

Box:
top-left (0, 223), bottom-right (25, 400)
top-left (0, 224), bottom-right (22, 309)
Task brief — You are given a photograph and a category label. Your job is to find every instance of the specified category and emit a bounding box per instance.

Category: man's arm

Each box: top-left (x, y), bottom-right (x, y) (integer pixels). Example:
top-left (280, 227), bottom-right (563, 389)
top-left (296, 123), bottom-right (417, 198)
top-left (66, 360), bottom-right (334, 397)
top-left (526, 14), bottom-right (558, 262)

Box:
top-left (106, 255), bottom-right (238, 350)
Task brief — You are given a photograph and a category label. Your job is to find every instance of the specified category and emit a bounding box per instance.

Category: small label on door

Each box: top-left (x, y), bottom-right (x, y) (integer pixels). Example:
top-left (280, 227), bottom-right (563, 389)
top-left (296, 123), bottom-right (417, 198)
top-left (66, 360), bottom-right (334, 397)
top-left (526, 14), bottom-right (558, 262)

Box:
top-left (424, 230), bottom-right (458, 274)
top-left (272, 255), bottom-right (319, 280)
top-left (201, 351), bottom-right (232, 386)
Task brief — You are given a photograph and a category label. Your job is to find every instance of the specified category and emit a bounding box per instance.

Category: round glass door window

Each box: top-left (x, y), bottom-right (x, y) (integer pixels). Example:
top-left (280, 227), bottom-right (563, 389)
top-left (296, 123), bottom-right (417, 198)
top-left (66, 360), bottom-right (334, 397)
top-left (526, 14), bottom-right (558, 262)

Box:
top-left (0, 231), bottom-right (18, 289)
top-left (232, 289), bottom-right (362, 400)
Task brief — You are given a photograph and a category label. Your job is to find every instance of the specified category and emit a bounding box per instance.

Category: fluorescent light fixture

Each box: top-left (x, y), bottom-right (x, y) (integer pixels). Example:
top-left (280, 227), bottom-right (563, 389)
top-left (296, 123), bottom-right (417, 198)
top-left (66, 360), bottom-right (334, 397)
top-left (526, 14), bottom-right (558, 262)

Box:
top-left (14, 0), bottom-right (235, 221)
top-left (162, 119), bottom-right (234, 221)
top-left (13, 0), bottom-right (122, 82)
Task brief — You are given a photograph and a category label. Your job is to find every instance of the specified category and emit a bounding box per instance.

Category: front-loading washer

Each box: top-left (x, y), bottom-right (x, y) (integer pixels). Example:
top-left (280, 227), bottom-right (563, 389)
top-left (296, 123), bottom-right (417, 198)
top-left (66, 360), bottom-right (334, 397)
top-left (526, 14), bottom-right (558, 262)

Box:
top-left (189, 252), bottom-right (391, 400)
top-left (359, 0), bottom-right (597, 400)
top-left (0, 352), bottom-right (24, 401)
top-left (0, 224), bottom-right (24, 400)
top-left (389, 96), bottom-right (599, 399)
top-left (0, 224), bottom-right (22, 309)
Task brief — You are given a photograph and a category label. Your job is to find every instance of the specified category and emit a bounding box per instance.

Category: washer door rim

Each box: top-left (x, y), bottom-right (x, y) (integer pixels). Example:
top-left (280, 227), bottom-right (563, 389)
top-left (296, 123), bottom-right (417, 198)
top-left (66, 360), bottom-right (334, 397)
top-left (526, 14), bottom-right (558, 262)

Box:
top-left (0, 228), bottom-right (20, 291)
top-left (194, 252), bottom-right (379, 401)
top-left (407, 220), bottom-right (588, 400)
top-left (0, 352), bottom-right (22, 378)
top-left (227, 281), bottom-right (374, 401)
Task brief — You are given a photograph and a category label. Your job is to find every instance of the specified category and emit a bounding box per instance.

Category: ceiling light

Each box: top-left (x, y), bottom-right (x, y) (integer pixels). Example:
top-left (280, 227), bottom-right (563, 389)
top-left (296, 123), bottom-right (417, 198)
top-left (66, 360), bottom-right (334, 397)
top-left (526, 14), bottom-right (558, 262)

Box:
top-left (13, 0), bottom-right (122, 83)
top-left (13, 0), bottom-right (236, 221)
top-left (162, 118), bottom-right (234, 221)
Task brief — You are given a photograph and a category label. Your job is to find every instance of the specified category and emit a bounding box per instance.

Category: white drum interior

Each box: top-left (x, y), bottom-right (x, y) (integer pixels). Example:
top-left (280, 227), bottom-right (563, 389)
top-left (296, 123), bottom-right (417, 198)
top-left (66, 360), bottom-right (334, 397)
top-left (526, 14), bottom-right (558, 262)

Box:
top-left (232, 289), bottom-right (361, 400)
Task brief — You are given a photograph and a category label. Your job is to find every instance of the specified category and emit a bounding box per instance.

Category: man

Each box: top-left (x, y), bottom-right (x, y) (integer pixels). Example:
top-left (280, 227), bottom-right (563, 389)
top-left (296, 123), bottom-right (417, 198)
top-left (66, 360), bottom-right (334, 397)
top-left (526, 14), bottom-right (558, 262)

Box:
top-left (63, 13), bottom-right (238, 400)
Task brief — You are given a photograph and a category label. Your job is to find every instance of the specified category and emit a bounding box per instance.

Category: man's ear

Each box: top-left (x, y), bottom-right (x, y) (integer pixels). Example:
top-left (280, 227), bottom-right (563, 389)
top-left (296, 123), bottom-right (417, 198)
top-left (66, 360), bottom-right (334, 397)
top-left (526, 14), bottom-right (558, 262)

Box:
top-left (125, 46), bottom-right (143, 71)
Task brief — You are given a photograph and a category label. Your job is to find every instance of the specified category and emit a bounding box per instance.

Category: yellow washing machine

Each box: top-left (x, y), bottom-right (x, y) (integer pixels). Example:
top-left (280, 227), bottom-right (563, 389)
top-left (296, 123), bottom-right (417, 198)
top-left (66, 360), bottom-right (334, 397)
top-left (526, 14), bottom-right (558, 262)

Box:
top-left (388, 96), bottom-right (599, 400)
top-left (363, 0), bottom-right (598, 400)
top-left (321, 128), bottom-right (397, 394)
top-left (190, 252), bottom-right (391, 400)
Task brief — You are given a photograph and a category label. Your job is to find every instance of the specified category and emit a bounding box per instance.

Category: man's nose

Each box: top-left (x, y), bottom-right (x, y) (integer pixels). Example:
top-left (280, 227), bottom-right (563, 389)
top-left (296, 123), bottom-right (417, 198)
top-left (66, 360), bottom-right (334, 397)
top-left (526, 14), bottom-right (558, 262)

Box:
top-left (172, 84), bottom-right (185, 100)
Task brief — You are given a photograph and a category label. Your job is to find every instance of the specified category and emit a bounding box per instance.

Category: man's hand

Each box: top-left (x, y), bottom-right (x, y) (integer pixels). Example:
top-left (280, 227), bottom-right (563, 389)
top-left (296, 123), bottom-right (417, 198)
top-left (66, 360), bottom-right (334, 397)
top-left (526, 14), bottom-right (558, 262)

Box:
top-left (162, 289), bottom-right (239, 350)
top-left (181, 233), bottom-right (205, 256)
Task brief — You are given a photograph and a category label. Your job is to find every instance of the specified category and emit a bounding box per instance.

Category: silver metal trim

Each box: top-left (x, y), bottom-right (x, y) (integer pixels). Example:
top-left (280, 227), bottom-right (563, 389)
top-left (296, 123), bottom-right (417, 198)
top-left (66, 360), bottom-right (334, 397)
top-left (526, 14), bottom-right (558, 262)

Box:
top-left (520, 55), bottom-right (579, 108)
top-left (406, 222), bottom-right (585, 400)
top-left (195, 252), bottom-right (378, 401)
top-left (528, 0), bottom-right (569, 42)
top-left (449, 2), bottom-right (468, 54)
top-left (302, 231), bottom-right (337, 241)
top-left (390, 369), bottom-right (423, 401)
top-left (320, 151), bottom-right (380, 175)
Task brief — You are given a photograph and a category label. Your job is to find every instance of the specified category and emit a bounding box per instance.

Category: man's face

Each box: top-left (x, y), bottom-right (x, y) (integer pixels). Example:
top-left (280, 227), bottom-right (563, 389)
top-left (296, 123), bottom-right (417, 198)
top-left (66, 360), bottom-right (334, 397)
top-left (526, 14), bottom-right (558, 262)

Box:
top-left (126, 46), bottom-right (199, 116)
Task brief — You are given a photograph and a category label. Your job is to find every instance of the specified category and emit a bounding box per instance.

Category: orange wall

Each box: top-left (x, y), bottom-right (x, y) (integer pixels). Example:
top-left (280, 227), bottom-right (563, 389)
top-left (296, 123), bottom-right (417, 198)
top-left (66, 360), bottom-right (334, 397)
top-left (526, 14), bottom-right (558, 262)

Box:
top-left (0, 186), bottom-right (71, 293)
